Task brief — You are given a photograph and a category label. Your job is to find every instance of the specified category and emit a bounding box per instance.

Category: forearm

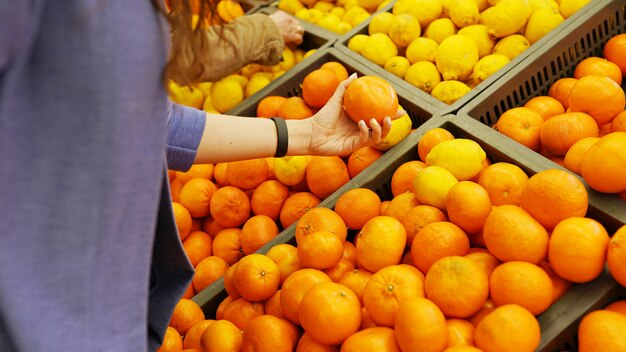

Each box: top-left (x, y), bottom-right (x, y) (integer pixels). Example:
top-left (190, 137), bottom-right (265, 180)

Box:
top-left (194, 114), bottom-right (312, 164)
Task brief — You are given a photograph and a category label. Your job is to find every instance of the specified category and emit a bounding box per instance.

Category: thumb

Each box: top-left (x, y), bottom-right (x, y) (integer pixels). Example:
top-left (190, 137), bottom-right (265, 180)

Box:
top-left (328, 73), bottom-right (358, 102)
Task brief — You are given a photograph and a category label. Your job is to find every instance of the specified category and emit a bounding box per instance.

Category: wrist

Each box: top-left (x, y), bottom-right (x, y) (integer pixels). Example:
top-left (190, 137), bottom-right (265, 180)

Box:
top-left (285, 119), bottom-right (312, 155)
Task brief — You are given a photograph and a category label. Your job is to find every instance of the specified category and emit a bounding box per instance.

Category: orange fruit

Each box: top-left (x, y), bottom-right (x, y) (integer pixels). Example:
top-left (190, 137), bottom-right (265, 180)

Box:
top-left (302, 69), bottom-right (340, 108)
top-left (265, 290), bottom-right (285, 319)
top-left (192, 255), bottom-right (229, 293)
top-left (215, 296), bottom-right (233, 320)
top-left (233, 253), bottom-right (280, 301)
top-left (605, 300), bottom-right (626, 316)
top-left (226, 159), bottom-right (269, 190)
top-left (607, 225), bottom-right (626, 287)
top-left (464, 251), bottom-right (500, 279)
top-left (446, 181), bottom-right (492, 234)
top-left (169, 298), bottom-right (206, 336)
top-left (347, 146), bottom-right (384, 178)
top-left (257, 96), bottom-right (287, 118)
top-left (223, 263), bottom-right (241, 299)
top-left (604, 33), bottom-right (626, 75)
top-left (335, 188), bottom-right (381, 230)
top-left (222, 297), bottom-right (265, 330)
top-left (539, 112), bottom-right (599, 156)
top-left (424, 256), bottom-right (489, 318)
top-left (384, 192), bottom-right (421, 222)
top-left (278, 96), bottom-right (314, 120)
top-left (474, 304), bottom-right (540, 352)
top-left (574, 56), bottom-right (623, 84)
top-left (394, 297), bottom-right (448, 352)
top-left (391, 160), bottom-right (427, 196)
top-left (523, 95), bottom-right (565, 120)
top-left (477, 162), bottom-right (528, 206)
top-left (306, 156), bottom-right (351, 199)
top-left (563, 137), bottom-right (600, 175)
top-left (539, 261), bottom-right (572, 303)
top-left (411, 221), bottom-right (470, 274)
top-left (213, 162), bottom-right (229, 186)
top-left (190, 218), bottom-right (202, 232)
top-left (520, 169), bottom-right (589, 230)
top-left (341, 327), bottom-right (401, 351)
top-left (202, 216), bottom-right (224, 238)
top-left (338, 268), bottom-right (374, 305)
top-left (251, 180), bottom-right (290, 221)
top-left (418, 128), bottom-right (455, 161)
top-left (279, 192), bottom-right (321, 229)
top-left (183, 320), bottom-right (215, 350)
top-left (549, 217), bottom-right (610, 283)
top-left (489, 261), bottom-right (553, 315)
top-left (266, 243), bottom-right (301, 285)
top-left (578, 309), bottom-right (626, 352)
top-left (200, 319), bottom-right (243, 352)
top-left (176, 163), bottom-right (214, 184)
top-left (321, 61), bottom-right (350, 82)
top-left (209, 186), bottom-right (251, 228)
top-left (548, 77), bottom-right (578, 110)
top-left (356, 216), bottom-right (407, 272)
top-left (181, 282), bottom-right (196, 300)
top-left (446, 319), bottom-right (475, 347)
top-left (482, 205), bottom-right (549, 264)
top-left (324, 258), bottom-right (356, 282)
top-left (401, 205), bottom-right (447, 247)
top-left (363, 264), bottom-right (425, 327)
top-left (182, 230), bottom-right (213, 267)
top-left (611, 110), bottom-right (626, 132)
top-left (342, 240), bottom-right (357, 265)
top-left (173, 202), bottom-right (193, 241)
top-left (468, 299), bottom-right (496, 327)
top-left (299, 282), bottom-right (362, 345)
top-left (343, 76), bottom-right (399, 126)
top-left (280, 268), bottom-right (332, 325)
top-left (179, 178), bottom-right (218, 218)
top-left (211, 228), bottom-right (244, 265)
top-left (241, 315), bottom-right (299, 352)
top-left (158, 326), bottom-right (183, 352)
top-left (296, 332), bottom-right (340, 351)
top-left (496, 107), bottom-right (544, 151)
top-left (295, 207), bottom-right (347, 245)
top-left (580, 132), bottom-right (626, 193)
top-left (360, 306), bottom-right (377, 330)
top-left (170, 179), bottom-right (183, 202)
top-left (240, 215), bottom-right (279, 255)
top-left (297, 230), bottom-right (344, 270)
top-left (569, 75), bottom-right (626, 125)
top-left (443, 347), bottom-right (483, 352)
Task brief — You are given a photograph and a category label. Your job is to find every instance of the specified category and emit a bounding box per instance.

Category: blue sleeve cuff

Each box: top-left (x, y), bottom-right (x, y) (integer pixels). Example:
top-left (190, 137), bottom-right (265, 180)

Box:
top-left (166, 102), bottom-right (206, 171)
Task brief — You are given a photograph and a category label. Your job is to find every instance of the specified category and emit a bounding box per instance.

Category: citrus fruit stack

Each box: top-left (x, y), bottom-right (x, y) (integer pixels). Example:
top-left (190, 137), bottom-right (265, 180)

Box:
top-left (492, 33), bottom-right (626, 197)
top-left (188, 126), bottom-right (625, 351)
top-left (577, 296), bottom-right (626, 351)
top-left (278, 0), bottom-right (392, 35)
top-left (347, 0), bottom-right (589, 104)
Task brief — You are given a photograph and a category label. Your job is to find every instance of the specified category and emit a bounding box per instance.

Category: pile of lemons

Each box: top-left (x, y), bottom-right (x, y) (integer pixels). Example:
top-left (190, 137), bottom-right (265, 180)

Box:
top-left (168, 47), bottom-right (317, 114)
top-left (348, 0), bottom-right (590, 104)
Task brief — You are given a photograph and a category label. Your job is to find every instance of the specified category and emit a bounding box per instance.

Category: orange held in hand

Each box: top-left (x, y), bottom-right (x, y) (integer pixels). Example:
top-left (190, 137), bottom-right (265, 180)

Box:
top-left (343, 76), bottom-right (399, 126)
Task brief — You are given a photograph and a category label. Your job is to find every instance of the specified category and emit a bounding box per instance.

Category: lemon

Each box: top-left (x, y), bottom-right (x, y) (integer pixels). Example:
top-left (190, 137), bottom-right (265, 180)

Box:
top-left (529, 0), bottom-right (559, 12)
top-left (239, 63), bottom-right (263, 79)
top-left (278, 0), bottom-right (305, 14)
top-left (168, 81), bottom-right (204, 109)
top-left (334, 21), bottom-right (353, 34)
top-left (377, 0), bottom-right (393, 11)
top-left (474, 0), bottom-right (490, 11)
top-left (435, 34), bottom-right (479, 81)
top-left (357, 0), bottom-right (385, 11)
top-left (384, 56), bottom-right (411, 78)
top-left (525, 8), bottom-right (564, 44)
top-left (426, 139), bottom-right (486, 180)
top-left (330, 6), bottom-right (346, 18)
top-left (493, 34), bottom-right (531, 60)
top-left (351, 11), bottom-right (371, 27)
top-left (391, 0), bottom-right (412, 15)
top-left (388, 14), bottom-right (422, 48)
top-left (413, 165), bottom-right (459, 209)
top-left (279, 47), bottom-right (296, 71)
top-left (374, 113), bottom-right (412, 151)
top-left (303, 49), bottom-right (317, 59)
top-left (273, 70), bottom-right (286, 79)
top-left (273, 156), bottom-right (312, 186)
top-left (246, 72), bottom-right (272, 98)
top-left (559, 0), bottom-right (591, 18)
top-left (314, 1), bottom-right (334, 12)
top-left (343, 0), bottom-right (360, 9)
top-left (225, 74), bottom-right (249, 88)
top-left (369, 12), bottom-right (395, 35)
top-left (318, 13), bottom-right (342, 32)
top-left (294, 48), bottom-right (306, 63)
top-left (471, 54), bottom-right (510, 84)
top-left (480, 0), bottom-right (532, 39)
top-left (348, 34), bottom-right (370, 53)
top-left (487, 0), bottom-right (502, 4)
top-left (405, 61), bottom-right (442, 93)
top-left (430, 80), bottom-right (471, 104)
top-left (457, 24), bottom-right (495, 58)
top-left (211, 77), bottom-right (244, 113)
top-left (307, 8), bottom-right (325, 24)
top-left (362, 33), bottom-right (398, 66)
top-left (448, 0), bottom-right (480, 28)
top-left (195, 81), bottom-right (213, 97)
top-left (425, 18), bottom-right (458, 44)
top-left (295, 8), bottom-right (312, 21)
top-left (405, 37), bottom-right (438, 64)
top-left (343, 6), bottom-right (369, 24)
top-left (406, 0), bottom-right (443, 28)
top-left (203, 94), bottom-right (217, 112)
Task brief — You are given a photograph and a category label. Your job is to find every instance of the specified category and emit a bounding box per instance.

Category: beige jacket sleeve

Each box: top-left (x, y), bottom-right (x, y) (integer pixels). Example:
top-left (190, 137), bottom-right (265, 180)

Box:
top-left (199, 13), bottom-right (285, 82)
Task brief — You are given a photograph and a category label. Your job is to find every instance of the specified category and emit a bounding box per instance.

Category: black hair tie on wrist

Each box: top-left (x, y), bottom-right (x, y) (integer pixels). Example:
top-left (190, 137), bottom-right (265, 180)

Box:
top-left (270, 117), bottom-right (289, 158)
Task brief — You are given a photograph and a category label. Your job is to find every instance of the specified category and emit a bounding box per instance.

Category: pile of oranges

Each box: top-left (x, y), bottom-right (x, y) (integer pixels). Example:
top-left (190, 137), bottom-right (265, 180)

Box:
top-left (493, 33), bottom-right (626, 198)
top-left (159, 126), bottom-right (626, 351)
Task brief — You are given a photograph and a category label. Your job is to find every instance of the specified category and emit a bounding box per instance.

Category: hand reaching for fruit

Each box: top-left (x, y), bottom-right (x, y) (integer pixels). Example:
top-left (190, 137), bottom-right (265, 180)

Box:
top-left (269, 10), bottom-right (305, 47)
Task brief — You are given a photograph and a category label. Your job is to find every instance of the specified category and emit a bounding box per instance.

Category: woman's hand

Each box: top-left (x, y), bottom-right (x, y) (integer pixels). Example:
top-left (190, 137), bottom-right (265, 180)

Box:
top-left (269, 10), bottom-right (305, 46)
top-left (304, 73), bottom-right (404, 157)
